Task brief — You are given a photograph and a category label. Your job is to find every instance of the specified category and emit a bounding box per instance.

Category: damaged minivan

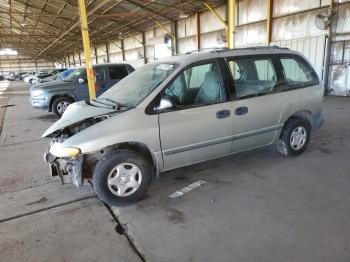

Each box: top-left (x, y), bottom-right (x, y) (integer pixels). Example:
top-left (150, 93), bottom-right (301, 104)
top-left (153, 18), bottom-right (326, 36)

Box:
top-left (42, 47), bottom-right (324, 206)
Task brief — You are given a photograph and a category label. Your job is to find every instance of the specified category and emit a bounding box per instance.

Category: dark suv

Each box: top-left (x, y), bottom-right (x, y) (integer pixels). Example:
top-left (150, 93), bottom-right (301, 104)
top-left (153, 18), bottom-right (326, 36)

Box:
top-left (30, 63), bottom-right (135, 117)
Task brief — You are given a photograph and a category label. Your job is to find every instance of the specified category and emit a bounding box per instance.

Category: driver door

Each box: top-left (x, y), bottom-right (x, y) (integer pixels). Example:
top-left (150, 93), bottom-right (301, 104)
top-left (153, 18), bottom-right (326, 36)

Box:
top-left (158, 60), bottom-right (234, 171)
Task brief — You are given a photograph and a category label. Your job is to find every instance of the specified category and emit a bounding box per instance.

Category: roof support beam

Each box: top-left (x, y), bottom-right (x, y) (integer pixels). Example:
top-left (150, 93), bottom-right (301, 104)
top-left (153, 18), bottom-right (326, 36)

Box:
top-left (266, 0), bottom-right (273, 45)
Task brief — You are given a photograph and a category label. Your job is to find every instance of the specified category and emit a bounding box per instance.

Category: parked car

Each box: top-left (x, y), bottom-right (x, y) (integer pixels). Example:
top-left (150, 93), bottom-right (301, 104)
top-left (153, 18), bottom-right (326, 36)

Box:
top-left (31, 63), bottom-right (134, 117)
top-left (25, 72), bottom-right (49, 84)
top-left (31, 70), bottom-right (65, 84)
top-left (7, 72), bottom-right (20, 81)
top-left (19, 72), bottom-right (28, 80)
top-left (58, 68), bottom-right (75, 80)
top-left (37, 68), bottom-right (73, 84)
top-left (42, 47), bottom-right (324, 206)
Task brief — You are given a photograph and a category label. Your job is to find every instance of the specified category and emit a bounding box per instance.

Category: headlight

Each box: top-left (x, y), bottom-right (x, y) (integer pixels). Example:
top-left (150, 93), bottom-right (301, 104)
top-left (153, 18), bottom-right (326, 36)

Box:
top-left (50, 143), bottom-right (81, 157)
top-left (31, 89), bottom-right (44, 97)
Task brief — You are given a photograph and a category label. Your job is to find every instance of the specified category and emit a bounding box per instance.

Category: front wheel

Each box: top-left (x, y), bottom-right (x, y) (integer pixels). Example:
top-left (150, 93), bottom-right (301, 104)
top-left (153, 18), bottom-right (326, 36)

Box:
top-left (276, 117), bottom-right (311, 156)
top-left (52, 97), bottom-right (74, 117)
top-left (93, 150), bottom-right (153, 206)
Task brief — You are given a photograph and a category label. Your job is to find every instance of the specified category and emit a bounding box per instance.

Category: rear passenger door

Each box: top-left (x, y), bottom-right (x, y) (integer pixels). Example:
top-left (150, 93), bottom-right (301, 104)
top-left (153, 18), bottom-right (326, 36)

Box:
top-left (226, 55), bottom-right (285, 152)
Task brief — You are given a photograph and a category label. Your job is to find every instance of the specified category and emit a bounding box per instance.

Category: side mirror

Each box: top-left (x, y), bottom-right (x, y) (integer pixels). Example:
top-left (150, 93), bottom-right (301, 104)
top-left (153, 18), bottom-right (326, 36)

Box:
top-left (78, 78), bottom-right (85, 84)
top-left (154, 96), bottom-right (175, 112)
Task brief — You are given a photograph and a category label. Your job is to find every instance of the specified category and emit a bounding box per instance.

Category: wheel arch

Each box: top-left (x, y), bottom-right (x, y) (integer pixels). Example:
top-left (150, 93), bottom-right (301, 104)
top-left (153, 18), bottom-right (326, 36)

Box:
top-left (100, 141), bottom-right (160, 178)
top-left (285, 110), bottom-right (312, 125)
top-left (49, 94), bottom-right (75, 112)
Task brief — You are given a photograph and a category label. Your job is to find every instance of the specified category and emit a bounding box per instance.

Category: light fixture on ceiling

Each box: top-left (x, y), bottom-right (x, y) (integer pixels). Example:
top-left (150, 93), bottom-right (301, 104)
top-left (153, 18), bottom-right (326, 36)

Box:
top-left (0, 48), bottom-right (18, 56)
top-left (20, 23), bottom-right (28, 27)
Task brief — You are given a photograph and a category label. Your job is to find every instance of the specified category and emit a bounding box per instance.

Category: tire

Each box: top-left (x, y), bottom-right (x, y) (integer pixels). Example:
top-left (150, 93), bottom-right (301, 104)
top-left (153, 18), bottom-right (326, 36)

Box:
top-left (52, 96), bottom-right (74, 117)
top-left (93, 150), bottom-right (153, 206)
top-left (29, 79), bottom-right (33, 84)
top-left (276, 117), bottom-right (311, 156)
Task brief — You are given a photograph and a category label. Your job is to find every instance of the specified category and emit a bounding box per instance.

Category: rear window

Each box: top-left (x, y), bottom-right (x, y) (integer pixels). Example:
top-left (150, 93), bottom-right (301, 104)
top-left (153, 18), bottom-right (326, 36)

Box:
top-left (280, 55), bottom-right (319, 89)
top-left (109, 66), bottom-right (129, 80)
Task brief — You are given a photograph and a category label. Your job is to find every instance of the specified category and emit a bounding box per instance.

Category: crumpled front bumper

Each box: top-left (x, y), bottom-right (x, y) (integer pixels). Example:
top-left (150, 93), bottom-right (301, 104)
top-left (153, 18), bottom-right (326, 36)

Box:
top-left (44, 152), bottom-right (84, 187)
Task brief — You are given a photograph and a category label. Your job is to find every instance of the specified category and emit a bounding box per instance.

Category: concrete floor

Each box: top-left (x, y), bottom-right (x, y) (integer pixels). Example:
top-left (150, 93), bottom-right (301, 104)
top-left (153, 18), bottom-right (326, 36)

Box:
top-left (1, 81), bottom-right (350, 262)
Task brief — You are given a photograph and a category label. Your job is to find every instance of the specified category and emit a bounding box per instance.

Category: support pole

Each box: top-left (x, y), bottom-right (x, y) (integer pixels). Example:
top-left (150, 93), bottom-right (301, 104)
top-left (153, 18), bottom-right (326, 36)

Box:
top-left (142, 32), bottom-right (147, 64)
top-left (121, 39), bottom-right (125, 61)
top-left (196, 13), bottom-right (200, 50)
top-left (266, 0), bottom-right (274, 46)
top-left (78, 52), bottom-right (82, 66)
top-left (77, 0), bottom-right (96, 99)
top-left (204, 1), bottom-right (234, 48)
top-left (323, 0), bottom-right (334, 93)
top-left (227, 0), bottom-right (235, 48)
top-left (106, 43), bottom-right (110, 63)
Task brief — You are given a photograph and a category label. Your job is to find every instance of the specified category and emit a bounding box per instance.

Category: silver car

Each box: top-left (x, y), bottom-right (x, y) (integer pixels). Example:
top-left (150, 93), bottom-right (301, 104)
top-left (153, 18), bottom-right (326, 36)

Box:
top-left (42, 47), bottom-right (324, 206)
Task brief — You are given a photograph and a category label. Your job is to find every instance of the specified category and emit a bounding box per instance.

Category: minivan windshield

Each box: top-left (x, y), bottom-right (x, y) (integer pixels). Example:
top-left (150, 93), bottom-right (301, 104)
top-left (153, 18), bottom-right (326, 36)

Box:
top-left (63, 68), bottom-right (86, 82)
top-left (100, 62), bottom-right (176, 107)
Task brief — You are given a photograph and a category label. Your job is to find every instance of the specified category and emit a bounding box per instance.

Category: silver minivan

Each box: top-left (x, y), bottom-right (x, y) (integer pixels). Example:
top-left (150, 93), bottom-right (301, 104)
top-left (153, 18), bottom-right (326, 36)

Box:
top-left (42, 47), bottom-right (324, 206)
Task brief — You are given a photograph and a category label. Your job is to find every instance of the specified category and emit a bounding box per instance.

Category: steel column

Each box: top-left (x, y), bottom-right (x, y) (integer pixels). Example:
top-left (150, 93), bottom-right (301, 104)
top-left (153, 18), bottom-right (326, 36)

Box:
top-left (266, 0), bottom-right (274, 46)
top-left (323, 0), bottom-right (334, 93)
top-left (77, 0), bottom-right (96, 99)
top-left (227, 0), bottom-right (235, 48)
top-left (196, 13), bottom-right (200, 49)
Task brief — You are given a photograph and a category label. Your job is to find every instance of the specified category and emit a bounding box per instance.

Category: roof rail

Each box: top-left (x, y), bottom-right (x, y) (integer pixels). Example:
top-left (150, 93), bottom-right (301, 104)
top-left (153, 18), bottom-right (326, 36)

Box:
top-left (182, 45), bottom-right (289, 56)
top-left (185, 47), bottom-right (230, 55)
top-left (233, 45), bottom-right (289, 51)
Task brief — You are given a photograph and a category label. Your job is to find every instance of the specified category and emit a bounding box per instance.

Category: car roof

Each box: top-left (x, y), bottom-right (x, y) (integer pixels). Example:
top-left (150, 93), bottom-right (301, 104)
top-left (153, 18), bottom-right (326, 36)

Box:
top-left (156, 46), bottom-right (301, 66)
top-left (93, 63), bottom-right (130, 68)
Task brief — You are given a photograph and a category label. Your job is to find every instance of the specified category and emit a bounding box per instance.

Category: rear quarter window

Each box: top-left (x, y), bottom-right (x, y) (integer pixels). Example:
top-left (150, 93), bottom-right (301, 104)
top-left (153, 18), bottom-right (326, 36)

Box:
top-left (280, 55), bottom-right (319, 89)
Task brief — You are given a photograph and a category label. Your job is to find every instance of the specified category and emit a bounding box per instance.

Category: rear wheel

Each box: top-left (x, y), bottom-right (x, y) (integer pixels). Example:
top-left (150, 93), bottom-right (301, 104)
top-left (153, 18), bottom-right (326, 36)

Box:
top-left (93, 150), bottom-right (153, 206)
top-left (52, 96), bottom-right (74, 117)
top-left (277, 117), bottom-right (311, 156)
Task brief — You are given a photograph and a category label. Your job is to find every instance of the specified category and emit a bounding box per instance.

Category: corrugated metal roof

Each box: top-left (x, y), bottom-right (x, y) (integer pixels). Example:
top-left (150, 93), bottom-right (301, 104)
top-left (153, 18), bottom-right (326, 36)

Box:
top-left (0, 0), bottom-right (225, 60)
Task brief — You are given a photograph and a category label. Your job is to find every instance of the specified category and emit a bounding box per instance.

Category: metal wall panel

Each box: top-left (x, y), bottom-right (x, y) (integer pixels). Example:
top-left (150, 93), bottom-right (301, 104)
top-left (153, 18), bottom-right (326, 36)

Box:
top-left (335, 3), bottom-right (350, 34)
top-left (177, 15), bottom-right (196, 38)
top-left (235, 21), bottom-right (266, 47)
top-left (272, 35), bottom-right (326, 77)
top-left (200, 30), bottom-right (226, 49)
top-left (178, 36), bottom-right (197, 54)
top-left (200, 5), bottom-right (226, 33)
top-left (238, 0), bottom-right (266, 25)
top-left (273, 0), bottom-right (327, 17)
top-left (124, 48), bottom-right (144, 68)
top-left (0, 56), bottom-right (53, 76)
top-left (124, 34), bottom-right (143, 50)
top-left (272, 9), bottom-right (327, 41)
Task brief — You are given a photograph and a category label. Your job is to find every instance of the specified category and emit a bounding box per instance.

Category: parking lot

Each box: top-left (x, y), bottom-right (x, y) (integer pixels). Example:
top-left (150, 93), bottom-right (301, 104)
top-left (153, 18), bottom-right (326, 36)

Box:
top-left (0, 80), bottom-right (349, 261)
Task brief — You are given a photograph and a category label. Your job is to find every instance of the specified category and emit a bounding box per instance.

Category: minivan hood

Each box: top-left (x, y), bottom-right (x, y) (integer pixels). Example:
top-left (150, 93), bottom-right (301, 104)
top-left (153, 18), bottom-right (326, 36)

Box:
top-left (42, 101), bottom-right (117, 138)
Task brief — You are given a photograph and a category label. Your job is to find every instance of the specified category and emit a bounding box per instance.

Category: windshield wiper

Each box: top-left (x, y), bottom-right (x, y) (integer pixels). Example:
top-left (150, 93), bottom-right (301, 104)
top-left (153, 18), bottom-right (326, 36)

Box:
top-left (90, 98), bottom-right (118, 109)
top-left (99, 97), bottom-right (133, 108)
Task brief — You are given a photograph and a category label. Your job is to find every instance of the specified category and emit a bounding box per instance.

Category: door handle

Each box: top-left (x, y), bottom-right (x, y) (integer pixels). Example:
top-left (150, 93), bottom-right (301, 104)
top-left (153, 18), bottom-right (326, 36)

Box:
top-left (235, 106), bottom-right (248, 115)
top-left (216, 110), bottom-right (231, 119)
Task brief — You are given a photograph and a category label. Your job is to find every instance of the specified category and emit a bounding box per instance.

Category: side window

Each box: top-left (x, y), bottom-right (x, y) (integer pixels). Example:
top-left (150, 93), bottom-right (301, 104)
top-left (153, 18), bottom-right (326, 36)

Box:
top-left (227, 57), bottom-right (277, 99)
top-left (94, 68), bottom-right (105, 83)
top-left (109, 66), bottom-right (129, 80)
top-left (162, 62), bottom-right (226, 107)
top-left (280, 56), bottom-right (319, 89)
